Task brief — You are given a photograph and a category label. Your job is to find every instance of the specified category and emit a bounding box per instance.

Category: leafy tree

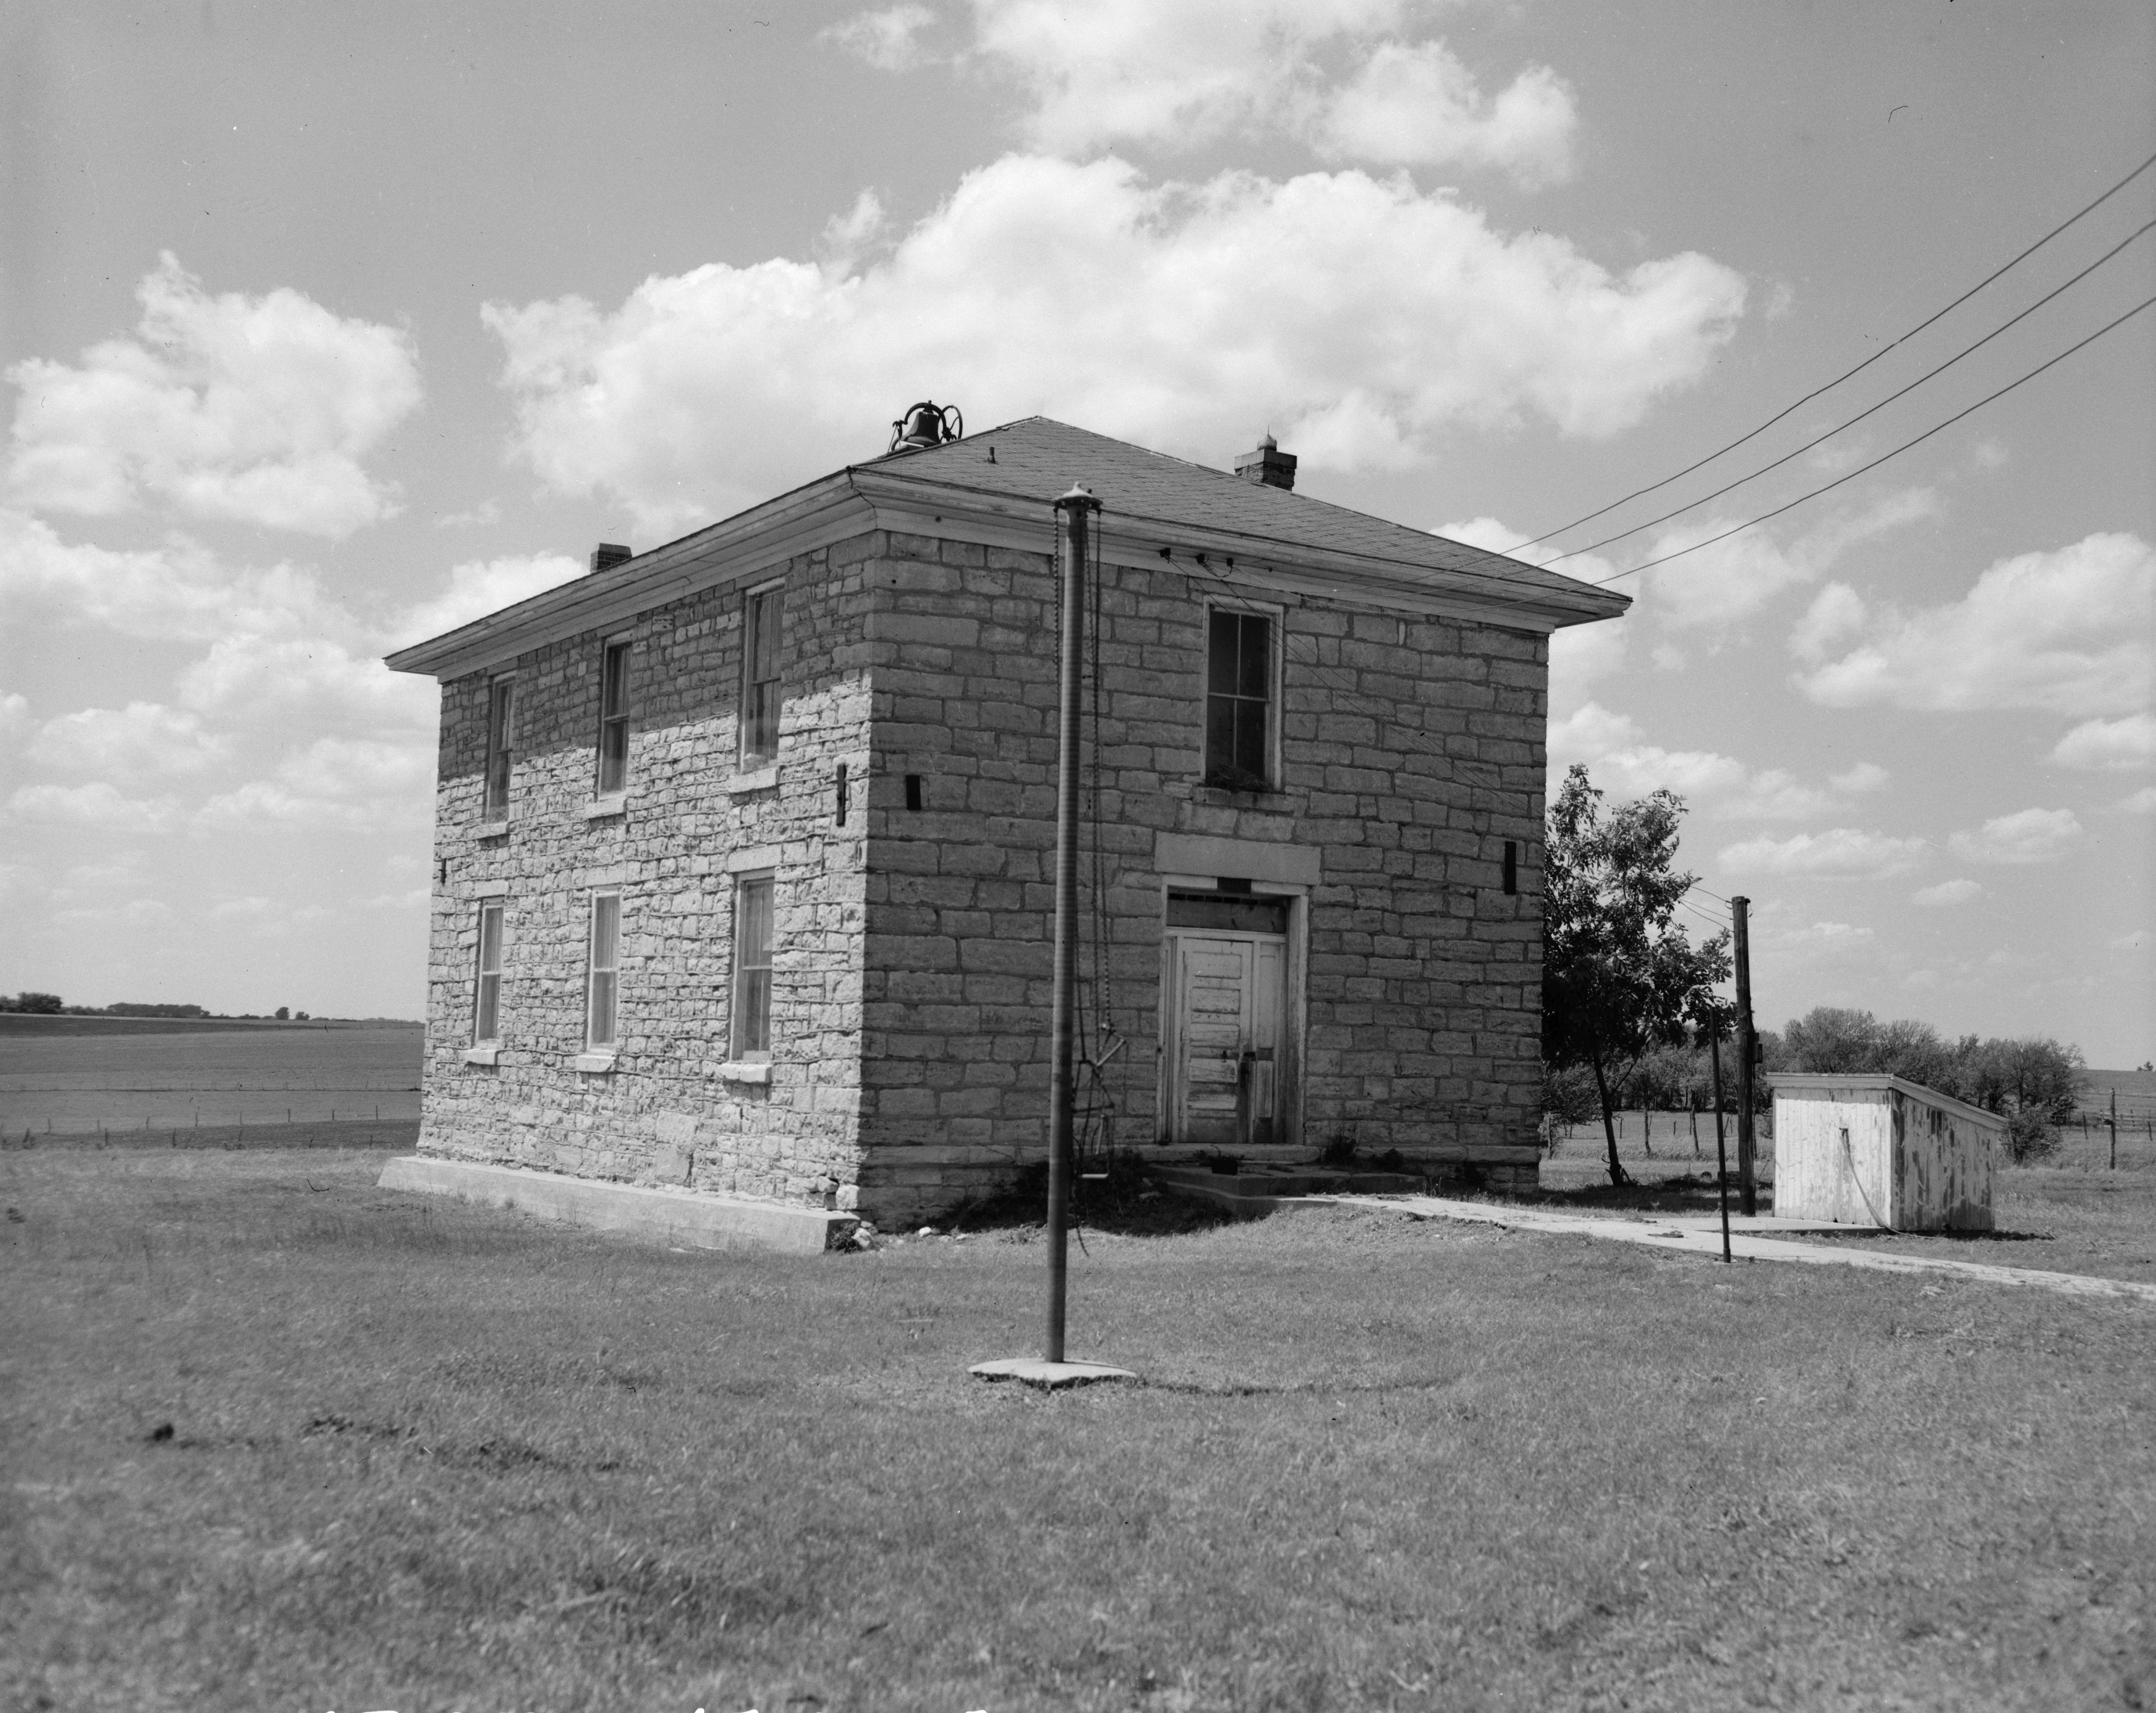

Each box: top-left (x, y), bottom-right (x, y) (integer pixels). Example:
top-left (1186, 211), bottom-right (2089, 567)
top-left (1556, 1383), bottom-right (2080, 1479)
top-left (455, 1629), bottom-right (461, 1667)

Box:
top-left (1543, 764), bottom-right (1731, 1186)
top-left (3, 991), bottom-right (63, 1014)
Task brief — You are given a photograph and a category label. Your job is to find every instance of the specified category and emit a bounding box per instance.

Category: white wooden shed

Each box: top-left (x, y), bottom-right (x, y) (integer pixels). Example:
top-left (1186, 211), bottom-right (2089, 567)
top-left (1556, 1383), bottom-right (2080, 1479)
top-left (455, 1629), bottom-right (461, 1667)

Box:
top-left (1771, 1074), bottom-right (2002, 1232)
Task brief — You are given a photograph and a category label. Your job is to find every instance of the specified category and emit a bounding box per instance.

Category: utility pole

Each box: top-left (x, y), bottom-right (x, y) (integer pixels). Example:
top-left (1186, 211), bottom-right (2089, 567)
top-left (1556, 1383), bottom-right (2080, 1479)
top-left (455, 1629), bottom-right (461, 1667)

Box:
top-left (969, 487), bottom-right (1132, 1391)
top-left (2110, 1086), bottom-right (2118, 1171)
top-left (1041, 484), bottom-right (1097, 1365)
top-left (1709, 1024), bottom-right (1731, 1263)
top-left (1733, 895), bottom-right (1758, 1218)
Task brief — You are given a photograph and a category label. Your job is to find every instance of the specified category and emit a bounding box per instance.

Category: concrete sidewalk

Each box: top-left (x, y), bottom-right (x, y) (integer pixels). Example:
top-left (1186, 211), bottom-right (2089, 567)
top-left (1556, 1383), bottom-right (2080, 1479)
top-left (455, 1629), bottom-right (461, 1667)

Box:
top-left (1307, 1194), bottom-right (2156, 1305)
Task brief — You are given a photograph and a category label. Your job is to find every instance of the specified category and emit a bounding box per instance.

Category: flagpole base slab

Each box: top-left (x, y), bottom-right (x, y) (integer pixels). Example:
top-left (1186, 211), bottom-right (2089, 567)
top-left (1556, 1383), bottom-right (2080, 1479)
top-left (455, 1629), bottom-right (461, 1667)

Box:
top-left (968, 1357), bottom-right (1136, 1389)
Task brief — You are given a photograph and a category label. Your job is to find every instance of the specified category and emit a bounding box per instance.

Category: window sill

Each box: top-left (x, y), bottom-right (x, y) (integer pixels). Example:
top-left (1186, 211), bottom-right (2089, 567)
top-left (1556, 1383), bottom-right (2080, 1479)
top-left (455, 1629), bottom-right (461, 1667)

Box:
top-left (719, 1061), bottom-right (773, 1085)
top-left (474, 820), bottom-right (510, 840)
top-left (463, 1044), bottom-right (501, 1066)
top-left (583, 796), bottom-right (628, 821)
top-left (572, 1051), bottom-right (618, 1074)
top-left (726, 766), bottom-right (779, 796)
top-left (1194, 782), bottom-right (1279, 806)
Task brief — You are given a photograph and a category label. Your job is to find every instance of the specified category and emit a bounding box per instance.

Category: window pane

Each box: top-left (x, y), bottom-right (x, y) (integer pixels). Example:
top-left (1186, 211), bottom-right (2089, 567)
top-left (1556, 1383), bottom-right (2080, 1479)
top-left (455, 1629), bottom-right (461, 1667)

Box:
top-left (1235, 697), bottom-right (1267, 776)
top-left (733, 875), bottom-right (774, 1059)
top-left (474, 903), bottom-right (503, 1043)
top-left (748, 588), bottom-right (781, 681)
top-left (1207, 610), bottom-right (1239, 694)
top-left (589, 971), bottom-right (616, 1046)
top-left (592, 895), bottom-right (619, 967)
top-left (738, 968), bottom-right (771, 1055)
top-left (485, 681), bottom-right (513, 816)
top-left (1237, 614), bottom-right (1271, 699)
top-left (601, 642), bottom-right (630, 717)
top-left (598, 718), bottom-right (628, 794)
top-left (1204, 695), bottom-right (1236, 775)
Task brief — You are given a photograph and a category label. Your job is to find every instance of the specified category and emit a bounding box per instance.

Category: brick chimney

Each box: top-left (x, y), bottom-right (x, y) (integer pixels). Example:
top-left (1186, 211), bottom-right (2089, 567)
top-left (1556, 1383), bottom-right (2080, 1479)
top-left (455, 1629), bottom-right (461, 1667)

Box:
top-left (1236, 436), bottom-right (1296, 491)
top-left (589, 543), bottom-right (632, 575)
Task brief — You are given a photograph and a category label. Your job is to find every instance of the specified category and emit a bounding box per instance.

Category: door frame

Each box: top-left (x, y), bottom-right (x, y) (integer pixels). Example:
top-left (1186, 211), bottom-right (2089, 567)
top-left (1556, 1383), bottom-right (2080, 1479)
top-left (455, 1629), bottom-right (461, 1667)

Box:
top-left (1156, 875), bottom-right (1308, 1151)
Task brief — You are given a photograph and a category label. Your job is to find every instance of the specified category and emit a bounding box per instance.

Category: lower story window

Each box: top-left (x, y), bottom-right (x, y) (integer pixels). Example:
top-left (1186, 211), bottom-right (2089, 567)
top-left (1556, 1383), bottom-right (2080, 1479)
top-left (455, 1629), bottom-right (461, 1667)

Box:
top-left (473, 901), bottom-right (504, 1043)
top-left (586, 892), bottom-right (621, 1049)
top-left (731, 872), bottom-right (774, 1060)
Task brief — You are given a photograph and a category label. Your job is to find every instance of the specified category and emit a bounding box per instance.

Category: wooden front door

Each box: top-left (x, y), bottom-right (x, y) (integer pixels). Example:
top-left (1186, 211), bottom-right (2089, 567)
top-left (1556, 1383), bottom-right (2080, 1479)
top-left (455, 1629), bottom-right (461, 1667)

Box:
top-left (1166, 930), bottom-right (1286, 1147)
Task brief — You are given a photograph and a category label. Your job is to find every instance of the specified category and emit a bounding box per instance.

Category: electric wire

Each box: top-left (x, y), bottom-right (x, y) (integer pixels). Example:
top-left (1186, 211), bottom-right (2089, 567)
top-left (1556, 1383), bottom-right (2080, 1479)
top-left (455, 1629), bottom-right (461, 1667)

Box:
top-left (1548, 216), bottom-right (2156, 564)
top-left (1512, 147), bottom-right (2156, 550)
top-left (1591, 290), bottom-right (2156, 586)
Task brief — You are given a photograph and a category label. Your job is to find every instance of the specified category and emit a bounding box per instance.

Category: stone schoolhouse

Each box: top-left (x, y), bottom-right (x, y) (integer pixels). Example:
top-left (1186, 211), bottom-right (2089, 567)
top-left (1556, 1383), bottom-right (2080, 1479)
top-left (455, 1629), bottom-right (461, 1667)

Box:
top-left (382, 417), bottom-right (1626, 1242)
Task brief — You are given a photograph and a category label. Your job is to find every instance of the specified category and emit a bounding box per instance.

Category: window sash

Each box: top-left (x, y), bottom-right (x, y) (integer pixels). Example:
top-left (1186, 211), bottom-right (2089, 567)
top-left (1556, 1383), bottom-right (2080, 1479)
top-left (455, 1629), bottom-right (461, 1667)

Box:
top-left (741, 587), bottom-right (782, 765)
top-left (586, 893), bottom-right (621, 1048)
top-left (1204, 609), bottom-right (1272, 785)
top-left (597, 642), bottom-right (631, 794)
top-left (483, 679), bottom-right (514, 818)
top-left (731, 874), bottom-right (774, 1060)
top-left (473, 902), bottom-right (503, 1043)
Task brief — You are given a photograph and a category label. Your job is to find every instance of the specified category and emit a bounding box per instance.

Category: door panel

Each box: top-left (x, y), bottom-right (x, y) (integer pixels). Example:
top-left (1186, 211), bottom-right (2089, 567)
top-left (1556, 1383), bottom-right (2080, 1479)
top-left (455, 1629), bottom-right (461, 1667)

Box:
top-left (1167, 930), bottom-right (1288, 1146)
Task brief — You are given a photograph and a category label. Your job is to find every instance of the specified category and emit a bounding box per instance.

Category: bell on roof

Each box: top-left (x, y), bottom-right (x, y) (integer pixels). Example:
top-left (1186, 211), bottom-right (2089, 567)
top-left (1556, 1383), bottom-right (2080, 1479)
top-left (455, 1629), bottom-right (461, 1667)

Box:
top-left (890, 401), bottom-right (963, 453)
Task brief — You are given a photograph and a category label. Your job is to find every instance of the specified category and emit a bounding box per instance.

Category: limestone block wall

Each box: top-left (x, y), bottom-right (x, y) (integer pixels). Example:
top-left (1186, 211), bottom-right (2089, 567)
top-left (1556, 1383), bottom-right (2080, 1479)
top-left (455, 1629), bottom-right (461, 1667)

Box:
top-left (419, 537), bottom-right (875, 1207)
top-left (857, 528), bottom-right (1549, 1220)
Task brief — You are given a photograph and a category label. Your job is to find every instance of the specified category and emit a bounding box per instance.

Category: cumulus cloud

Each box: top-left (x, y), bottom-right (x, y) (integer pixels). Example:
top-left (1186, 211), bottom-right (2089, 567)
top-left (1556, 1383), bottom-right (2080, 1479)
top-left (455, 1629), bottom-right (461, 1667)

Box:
top-left (397, 553), bottom-right (585, 646)
top-left (1912, 878), bottom-right (1983, 907)
top-left (1639, 486), bottom-right (1937, 637)
top-left (1310, 42), bottom-right (1576, 185)
top-left (1550, 702), bottom-right (1889, 823)
top-left (193, 780), bottom-right (379, 831)
top-left (822, 3), bottom-right (939, 71)
top-left (1948, 807), bottom-right (2083, 866)
top-left (2049, 713), bottom-right (2156, 771)
top-left (26, 702), bottom-right (229, 779)
top-left (1797, 532), bottom-right (2154, 717)
top-left (274, 735), bottom-right (434, 801)
top-left (0, 691), bottom-right (27, 740)
top-left (5, 253), bottom-right (421, 537)
top-left (0, 509), bottom-right (346, 645)
top-left (1719, 827), bottom-right (1928, 878)
top-left (1547, 701), bottom-right (1640, 767)
top-left (3, 781), bottom-right (177, 832)
top-left (2119, 785), bottom-right (2156, 815)
top-left (953, 0), bottom-right (1578, 186)
top-left (486, 154), bottom-right (1745, 534)
top-left (177, 633), bottom-right (434, 732)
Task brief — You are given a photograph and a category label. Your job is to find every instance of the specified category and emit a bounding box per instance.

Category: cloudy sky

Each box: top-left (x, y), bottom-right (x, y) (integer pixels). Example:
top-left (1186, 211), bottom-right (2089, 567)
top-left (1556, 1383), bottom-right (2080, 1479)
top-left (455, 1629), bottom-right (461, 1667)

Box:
top-left (2, 0), bottom-right (2150, 1061)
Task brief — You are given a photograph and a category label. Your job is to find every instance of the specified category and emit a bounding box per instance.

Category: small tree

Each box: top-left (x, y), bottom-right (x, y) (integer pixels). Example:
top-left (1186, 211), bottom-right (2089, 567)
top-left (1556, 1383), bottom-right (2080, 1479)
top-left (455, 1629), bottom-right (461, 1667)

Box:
top-left (1544, 765), bottom-right (1731, 1187)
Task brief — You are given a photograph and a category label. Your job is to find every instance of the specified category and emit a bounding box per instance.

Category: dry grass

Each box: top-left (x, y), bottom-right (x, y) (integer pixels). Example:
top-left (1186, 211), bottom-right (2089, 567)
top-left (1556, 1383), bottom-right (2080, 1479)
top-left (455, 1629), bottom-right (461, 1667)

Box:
top-left (4, 1147), bottom-right (2153, 1713)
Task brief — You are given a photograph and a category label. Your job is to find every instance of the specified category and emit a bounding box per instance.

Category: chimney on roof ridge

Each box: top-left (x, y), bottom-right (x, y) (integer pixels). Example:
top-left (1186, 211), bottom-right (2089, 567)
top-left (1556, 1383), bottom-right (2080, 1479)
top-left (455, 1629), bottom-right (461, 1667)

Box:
top-left (1236, 435), bottom-right (1296, 492)
top-left (590, 543), bottom-right (632, 575)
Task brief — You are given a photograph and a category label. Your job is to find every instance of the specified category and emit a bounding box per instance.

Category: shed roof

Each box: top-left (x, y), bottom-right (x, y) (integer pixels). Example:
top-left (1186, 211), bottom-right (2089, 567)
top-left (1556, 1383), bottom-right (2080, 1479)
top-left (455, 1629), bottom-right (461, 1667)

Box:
top-left (1770, 1073), bottom-right (2008, 1131)
top-left (388, 416), bottom-right (1627, 677)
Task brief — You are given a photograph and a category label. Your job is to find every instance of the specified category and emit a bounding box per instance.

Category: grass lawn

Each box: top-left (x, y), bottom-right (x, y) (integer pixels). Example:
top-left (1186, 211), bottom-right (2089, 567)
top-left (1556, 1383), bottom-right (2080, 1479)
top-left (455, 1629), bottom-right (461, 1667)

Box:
top-left (5, 1150), bottom-right (2153, 1713)
top-left (1531, 1124), bottom-right (2156, 1288)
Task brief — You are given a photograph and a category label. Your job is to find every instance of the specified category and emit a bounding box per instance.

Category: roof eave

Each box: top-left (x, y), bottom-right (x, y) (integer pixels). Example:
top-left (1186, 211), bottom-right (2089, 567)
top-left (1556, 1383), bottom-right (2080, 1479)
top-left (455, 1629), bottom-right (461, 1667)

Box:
top-left (383, 471), bottom-right (871, 678)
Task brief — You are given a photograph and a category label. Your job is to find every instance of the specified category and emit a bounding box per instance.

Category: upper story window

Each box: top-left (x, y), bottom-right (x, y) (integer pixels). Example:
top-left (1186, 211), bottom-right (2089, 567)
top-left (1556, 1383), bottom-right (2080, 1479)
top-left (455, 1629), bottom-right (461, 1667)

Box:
top-left (482, 677), bottom-right (515, 819)
top-left (741, 583), bottom-right (782, 768)
top-left (1204, 607), bottom-right (1274, 791)
top-left (586, 892), bottom-right (621, 1049)
top-left (596, 639), bottom-right (632, 795)
top-left (472, 901), bottom-right (504, 1044)
top-left (731, 872), bottom-right (775, 1061)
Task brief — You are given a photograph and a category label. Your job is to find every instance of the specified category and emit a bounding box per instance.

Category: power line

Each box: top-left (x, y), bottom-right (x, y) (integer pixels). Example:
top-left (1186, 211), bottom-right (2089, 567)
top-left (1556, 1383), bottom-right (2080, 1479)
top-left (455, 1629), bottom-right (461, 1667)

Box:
top-left (1550, 216), bottom-right (2156, 564)
top-left (1513, 147), bottom-right (2156, 550)
top-left (1592, 289), bottom-right (2156, 586)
